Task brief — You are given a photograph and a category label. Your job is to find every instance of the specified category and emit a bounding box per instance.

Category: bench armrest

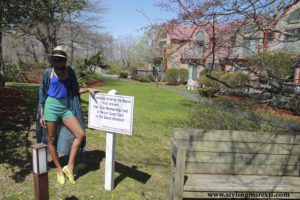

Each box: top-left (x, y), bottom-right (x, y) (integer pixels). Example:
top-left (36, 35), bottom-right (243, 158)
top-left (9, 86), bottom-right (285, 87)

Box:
top-left (171, 138), bottom-right (179, 158)
top-left (171, 138), bottom-right (187, 200)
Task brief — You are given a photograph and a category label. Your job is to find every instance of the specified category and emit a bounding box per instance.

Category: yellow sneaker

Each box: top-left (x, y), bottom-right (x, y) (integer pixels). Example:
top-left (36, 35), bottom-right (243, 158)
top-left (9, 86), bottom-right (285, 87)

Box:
top-left (57, 172), bottom-right (65, 185)
top-left (62, 166), bottom-right (76, 185)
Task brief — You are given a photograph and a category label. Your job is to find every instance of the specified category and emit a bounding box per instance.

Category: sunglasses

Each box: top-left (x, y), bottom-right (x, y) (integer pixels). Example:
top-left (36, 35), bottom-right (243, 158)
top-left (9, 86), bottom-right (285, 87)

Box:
top-left (52, 57), bottom-right (67, 63)
top-left (55, 66), bottom-right (67, 71)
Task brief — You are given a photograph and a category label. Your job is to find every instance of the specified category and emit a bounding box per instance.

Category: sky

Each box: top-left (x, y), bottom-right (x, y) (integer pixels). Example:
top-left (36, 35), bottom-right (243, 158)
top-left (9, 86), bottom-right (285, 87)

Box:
top-left (102, 0), bottom-right (175, 39)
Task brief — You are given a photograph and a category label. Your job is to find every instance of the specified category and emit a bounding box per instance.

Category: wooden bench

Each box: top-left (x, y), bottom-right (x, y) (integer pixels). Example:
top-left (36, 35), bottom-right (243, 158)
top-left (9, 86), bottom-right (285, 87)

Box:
top-left (170, 128), bottom-right (300, 199)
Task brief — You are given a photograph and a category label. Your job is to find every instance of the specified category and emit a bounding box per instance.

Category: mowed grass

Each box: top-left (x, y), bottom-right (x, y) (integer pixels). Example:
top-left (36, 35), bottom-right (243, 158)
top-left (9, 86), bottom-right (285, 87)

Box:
top-left (1, 78), bottom-right (194, 199)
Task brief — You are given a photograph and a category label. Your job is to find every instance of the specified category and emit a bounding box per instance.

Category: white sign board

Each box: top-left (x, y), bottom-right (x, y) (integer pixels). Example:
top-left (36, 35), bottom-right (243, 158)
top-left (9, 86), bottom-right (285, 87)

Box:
top-left (88, 93), bottom-right (134, 135)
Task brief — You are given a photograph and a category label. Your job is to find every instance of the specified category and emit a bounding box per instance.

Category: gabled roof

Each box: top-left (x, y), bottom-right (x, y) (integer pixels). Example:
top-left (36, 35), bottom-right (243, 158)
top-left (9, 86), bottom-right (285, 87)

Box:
top-left (164, 21), bottom-right (242, 42)
top-left (162, 0), bottom-right (299, 41)
top-left (165, 24), bottom-right (198, 40)
top-left (282, 0), bottom-right (299, 16)
top-left (274, 0), bottom-right (300, 23)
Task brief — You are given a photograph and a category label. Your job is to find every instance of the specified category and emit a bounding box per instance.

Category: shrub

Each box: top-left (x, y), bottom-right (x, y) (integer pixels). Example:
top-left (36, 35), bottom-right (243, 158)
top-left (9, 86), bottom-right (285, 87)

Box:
top-left (4, 61), bottom-right (48, 83)
top-left (188, 102), bottom-right (275, 132)
top-left (179, 68), bottom-right (188, 84)
top-left (107, 65), bottom-right (123, 75)
top-left (247, 52), bottom-right (293, 80)
top-left (131, 74), bottom-right (152, 82)
top-left (77, 51), bottom-right (107, 72)
top-left (4, 62), bottom-right (21, 82)
top-left (198, 70), bottom-right (222, 87)
top-left (198, 70), bottom-right (222, 95)
top-left (119, 71), bottom-right (128, 78)
top-left (18, 61), bottom-right (48, 71)
top-left (75, 57), bottom-right (108, 87)
top-left (198, 87), bottom-right (220, 97)
top-left (76, 71), bottom-right (88, 87)
top-left (165, 68), bottom-right (179, 83)
top-left (74, 66), bottom-right (102, 88)
top-left (220, 72), bottom-right (249, 88)
top-left (148, 75), bottom-right (155, 82)
top-left (198, 70), bottom-right (223, 97)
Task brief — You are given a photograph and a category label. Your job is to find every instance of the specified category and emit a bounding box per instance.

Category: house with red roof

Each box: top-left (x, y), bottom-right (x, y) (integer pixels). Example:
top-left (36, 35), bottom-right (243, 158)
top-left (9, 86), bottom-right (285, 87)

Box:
top-left (158, 22), bottom-right (231, 82)
top-left (156, 0), bottom-right (300, 86)
top-left (269, 0), bottom-right (300, 84)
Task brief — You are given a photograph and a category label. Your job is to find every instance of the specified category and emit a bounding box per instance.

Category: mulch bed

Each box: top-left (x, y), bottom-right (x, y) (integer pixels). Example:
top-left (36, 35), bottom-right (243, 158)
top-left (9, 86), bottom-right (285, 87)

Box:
top-left (0, 87), bottom-right (29, 124)
top-left (15, 69), bottom-right (44, 84)
top-left (218, 95), bottom-right (300, 123)
top-left (87, 80), bottom-right (103, 88)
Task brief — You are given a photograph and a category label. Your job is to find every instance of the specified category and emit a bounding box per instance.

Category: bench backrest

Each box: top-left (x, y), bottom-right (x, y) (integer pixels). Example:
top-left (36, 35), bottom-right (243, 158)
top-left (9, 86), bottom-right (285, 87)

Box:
top-left (172, 128), bottom-right (300, 176)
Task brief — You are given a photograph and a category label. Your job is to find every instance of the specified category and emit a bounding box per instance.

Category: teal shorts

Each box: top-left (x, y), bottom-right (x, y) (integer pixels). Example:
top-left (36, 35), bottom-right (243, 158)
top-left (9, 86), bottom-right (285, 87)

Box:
top-left (44, 96), bottom-right (74, 121)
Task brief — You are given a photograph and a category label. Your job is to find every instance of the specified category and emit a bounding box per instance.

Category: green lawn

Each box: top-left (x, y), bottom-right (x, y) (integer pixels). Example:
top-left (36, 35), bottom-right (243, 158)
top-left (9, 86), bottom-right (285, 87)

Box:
top-left (159, 83), bottom-right (199, 94)
top-left (1, 78), bottom-right (299, 200)
top-left (0, 78), bottom-right (194, 200)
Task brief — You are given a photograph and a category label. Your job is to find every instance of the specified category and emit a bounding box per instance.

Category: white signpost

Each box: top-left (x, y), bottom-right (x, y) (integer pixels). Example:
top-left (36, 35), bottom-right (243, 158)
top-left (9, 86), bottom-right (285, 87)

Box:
top-left (88, 89), bottom-right (134, 191)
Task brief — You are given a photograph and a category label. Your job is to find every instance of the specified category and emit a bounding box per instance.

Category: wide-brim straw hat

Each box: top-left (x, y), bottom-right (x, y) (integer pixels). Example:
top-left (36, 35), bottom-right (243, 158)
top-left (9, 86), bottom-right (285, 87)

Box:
top-left (51, 45), bottom-right (68, 59)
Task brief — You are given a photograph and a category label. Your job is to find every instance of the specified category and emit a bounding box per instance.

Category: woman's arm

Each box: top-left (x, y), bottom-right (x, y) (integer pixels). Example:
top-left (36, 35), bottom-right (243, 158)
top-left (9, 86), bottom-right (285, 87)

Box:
top-left (38, 69), bottom-right (50, 129)
top-left (79, 88), bottom-right (100, 94)
top-left (70, 67), bottom-right (100, 95)
top-left (39, 106), bottom-right (47, 128)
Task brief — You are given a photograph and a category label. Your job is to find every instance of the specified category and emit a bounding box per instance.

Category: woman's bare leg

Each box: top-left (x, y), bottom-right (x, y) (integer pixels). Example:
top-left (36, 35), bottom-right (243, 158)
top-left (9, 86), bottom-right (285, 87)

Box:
top-left (46, 121), bottom-right (63, 175)
top-left (62, 116), bottom-right (85, 172)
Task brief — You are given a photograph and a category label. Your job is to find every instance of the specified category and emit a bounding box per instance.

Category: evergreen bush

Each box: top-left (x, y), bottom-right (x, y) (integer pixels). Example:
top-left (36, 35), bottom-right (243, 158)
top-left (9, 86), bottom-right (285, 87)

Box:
top-left (165, 68), bottom-right (179, 84)
top-left (179, 68), bottom-right (188, 84)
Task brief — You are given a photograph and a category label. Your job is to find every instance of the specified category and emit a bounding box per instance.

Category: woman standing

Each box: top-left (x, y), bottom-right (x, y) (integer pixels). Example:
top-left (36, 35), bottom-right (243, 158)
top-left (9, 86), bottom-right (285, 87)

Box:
top-left (36, 46), bottom-right (98, 185)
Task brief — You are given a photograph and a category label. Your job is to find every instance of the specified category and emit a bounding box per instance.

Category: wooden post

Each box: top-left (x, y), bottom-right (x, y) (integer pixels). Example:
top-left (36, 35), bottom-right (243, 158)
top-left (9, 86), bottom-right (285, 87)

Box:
top-left (104, 89), bottom-right (118, 191)
top-left (33, 173), bottom-right (49, 200)
top-left (32, 144), bottom-right (49, 200)
top-left (173, 147), bottom-right (186, 200)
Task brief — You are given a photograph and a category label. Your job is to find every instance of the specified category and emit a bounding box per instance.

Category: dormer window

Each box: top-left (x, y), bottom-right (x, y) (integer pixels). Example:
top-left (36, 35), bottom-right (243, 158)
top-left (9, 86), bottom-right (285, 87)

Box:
top-left (287, 9), bottom-right (300, 24)
top-left (195, 31), bottom-right (204, 40)
top-left (160, 31), bottom-right (167, 39)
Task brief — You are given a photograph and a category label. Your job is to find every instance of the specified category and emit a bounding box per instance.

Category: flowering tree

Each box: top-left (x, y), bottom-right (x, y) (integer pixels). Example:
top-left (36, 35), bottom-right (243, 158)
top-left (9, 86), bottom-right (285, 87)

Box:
top-left (156, 0), bottom-right (300, 112)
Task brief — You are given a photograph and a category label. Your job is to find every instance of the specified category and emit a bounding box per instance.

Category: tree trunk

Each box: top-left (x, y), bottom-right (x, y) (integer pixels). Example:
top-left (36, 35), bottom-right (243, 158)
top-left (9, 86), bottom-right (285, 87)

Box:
top-left (0, 31), bottom-right (5, 87)
top-left (31, 44), bottom-right (38, 62)
top-left (70, 39), bottom-right (74, 65)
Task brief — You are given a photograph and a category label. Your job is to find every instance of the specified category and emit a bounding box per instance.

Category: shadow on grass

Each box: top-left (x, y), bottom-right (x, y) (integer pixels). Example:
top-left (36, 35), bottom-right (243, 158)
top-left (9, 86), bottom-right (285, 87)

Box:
top-left (52, 150), bottom-right (151, 188)
top-left (0, 84), bottom-right (40, 182)
top-left (180, 99), bottom-right (199, 108)
top-left (114, 163), bottom-right (151, 187)
top-left (64, 196), bottom-right (79, 200)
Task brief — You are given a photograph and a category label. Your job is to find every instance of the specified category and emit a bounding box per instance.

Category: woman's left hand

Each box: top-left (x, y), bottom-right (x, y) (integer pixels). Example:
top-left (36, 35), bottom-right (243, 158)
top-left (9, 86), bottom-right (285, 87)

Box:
top-left (88, 88), bottom-right (100, 95)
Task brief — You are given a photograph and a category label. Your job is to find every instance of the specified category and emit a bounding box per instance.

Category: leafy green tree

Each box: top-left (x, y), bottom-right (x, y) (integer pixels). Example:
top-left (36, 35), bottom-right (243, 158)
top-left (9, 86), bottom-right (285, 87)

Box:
top-left (0, 0), bottom-right (28, 86)
top-left (19, 0), bottom-right (87, 55)
top-left (83, 51), bottom-right (107, 72)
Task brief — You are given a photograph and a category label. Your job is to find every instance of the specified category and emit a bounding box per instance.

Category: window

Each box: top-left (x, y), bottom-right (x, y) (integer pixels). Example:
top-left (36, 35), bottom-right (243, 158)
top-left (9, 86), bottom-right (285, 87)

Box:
top-left (267, 32), bottom-right (274, 42)
top-left (159, 41), bottom-right (167, 48)
top-left (192, 41), bottom-right (204, 56)
top-left (241, 23), bottom-right (258, 34)
top-left (287, 9), bottom-right (300, 24)
top-left (286, 28), bottom-right (300, 42)
top-left (243, 39), bottom-right (257, 55)
top-left (195, 31), bottom-right (204, 40)
top-left (160, 31), bottom-right (167, 39)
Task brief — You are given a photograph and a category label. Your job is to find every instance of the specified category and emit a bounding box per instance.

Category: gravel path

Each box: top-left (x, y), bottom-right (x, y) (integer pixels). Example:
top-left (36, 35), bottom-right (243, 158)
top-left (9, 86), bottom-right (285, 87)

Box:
top-left (159, 85), bottom-right (200, 101)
